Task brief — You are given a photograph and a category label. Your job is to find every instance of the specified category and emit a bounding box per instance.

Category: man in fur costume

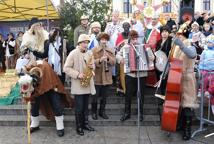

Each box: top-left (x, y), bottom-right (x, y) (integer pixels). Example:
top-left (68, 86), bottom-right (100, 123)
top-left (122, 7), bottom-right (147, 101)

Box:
top-left (20, 17), bottom-right (49, 61)
top-left (19, 18), bottom-right (72, 137)
top-left (170, 21), bottom-right (198, 140)
top-left (64, 34), bottom-right (95, 136)
top-left (21, 60), bottom-right (72, 137)
top-left (116, 30), bottom-right (147, 122)
top-left (91, 32), bottom-right (116, 120)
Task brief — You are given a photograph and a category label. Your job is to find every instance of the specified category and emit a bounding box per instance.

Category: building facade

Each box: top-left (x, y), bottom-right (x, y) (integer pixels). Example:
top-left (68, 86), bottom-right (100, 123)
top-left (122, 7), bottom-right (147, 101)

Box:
top-left (112, 0), bottom-right (214, 18)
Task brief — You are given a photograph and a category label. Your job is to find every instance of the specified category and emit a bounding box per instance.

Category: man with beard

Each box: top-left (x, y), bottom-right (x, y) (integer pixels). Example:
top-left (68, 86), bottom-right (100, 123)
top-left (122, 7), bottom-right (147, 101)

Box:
top-left (91, 32), bottom-right (116, 120)
top-left (74, 15), bottom-right (90, 47)
top-left (88, 21), bottom-right (101, 50)
top-left (20, 18), bottom-right (72, 137)
top-left (21, 17), bottom-right (49, 60)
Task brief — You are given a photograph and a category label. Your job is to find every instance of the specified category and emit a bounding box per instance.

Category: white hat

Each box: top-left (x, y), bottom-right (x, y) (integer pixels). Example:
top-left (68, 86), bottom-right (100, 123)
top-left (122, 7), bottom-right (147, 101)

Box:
top-left (78, 34), bottom-right (90, 44)
top-left (90, 21), bottom-right (101, 29)
top-left (80, 15), bottom-right (89, 20)
top-left (191, 21), bottom-right (199, 27)
top-left (152, 13), bottom-right (159, 19)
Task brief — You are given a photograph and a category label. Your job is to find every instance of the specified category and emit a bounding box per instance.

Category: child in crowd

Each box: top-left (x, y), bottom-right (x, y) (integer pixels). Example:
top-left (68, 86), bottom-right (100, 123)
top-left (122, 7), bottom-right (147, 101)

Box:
top-left (199, 39), bottom-right (214, 114)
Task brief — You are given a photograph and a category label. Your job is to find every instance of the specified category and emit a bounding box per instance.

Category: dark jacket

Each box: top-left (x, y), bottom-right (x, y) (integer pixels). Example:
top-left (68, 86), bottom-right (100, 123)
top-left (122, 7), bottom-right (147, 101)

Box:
top-left (3, 38), bottom-right (16, 55)
top-left (166, 19), bottom-right (176, 30)
top-left (0, 41), bottom-right (5, 61)
top-left (156, 37), bottom-right (172, 57)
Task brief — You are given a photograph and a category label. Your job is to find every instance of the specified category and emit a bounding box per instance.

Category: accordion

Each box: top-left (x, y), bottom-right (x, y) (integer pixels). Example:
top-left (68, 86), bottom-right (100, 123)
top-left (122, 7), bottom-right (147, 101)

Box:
top-left (123, 44), bottom-right (154, 73)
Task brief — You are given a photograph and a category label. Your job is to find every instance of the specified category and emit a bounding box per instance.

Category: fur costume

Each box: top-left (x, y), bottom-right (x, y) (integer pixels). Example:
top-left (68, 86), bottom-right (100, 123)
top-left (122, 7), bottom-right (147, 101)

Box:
top-left (172, 39), bottom-right (198, 109)
top-left (24, 60), bottom-right (73, 120)
top-left (20, 29), bottom-right (49, 53)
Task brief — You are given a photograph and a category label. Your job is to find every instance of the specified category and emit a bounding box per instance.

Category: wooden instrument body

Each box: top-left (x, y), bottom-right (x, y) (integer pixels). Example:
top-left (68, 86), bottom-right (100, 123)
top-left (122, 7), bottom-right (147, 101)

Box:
top-left (161, 58), bottom-right (183, 132)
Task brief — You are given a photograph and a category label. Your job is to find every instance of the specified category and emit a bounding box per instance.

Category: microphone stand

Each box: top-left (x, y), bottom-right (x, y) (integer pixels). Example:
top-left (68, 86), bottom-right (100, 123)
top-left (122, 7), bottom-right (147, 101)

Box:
top-left (130, 44), bottom-right (144, 144)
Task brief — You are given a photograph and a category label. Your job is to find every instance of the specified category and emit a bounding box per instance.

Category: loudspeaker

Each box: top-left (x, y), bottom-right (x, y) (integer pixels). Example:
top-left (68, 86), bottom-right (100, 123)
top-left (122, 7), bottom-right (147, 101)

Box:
top-left (179, 0), bottom-right (194, 24)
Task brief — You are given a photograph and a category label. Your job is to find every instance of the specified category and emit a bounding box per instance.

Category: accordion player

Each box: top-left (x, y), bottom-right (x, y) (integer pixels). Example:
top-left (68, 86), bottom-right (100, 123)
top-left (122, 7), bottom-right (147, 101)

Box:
top-left (123, 44), bottom-right (155, 73)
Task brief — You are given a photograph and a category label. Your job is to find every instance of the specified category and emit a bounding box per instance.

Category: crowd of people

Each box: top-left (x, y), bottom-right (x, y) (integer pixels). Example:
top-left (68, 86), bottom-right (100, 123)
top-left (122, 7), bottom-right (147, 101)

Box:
top-left (0, 6), bottom-right (214, 141)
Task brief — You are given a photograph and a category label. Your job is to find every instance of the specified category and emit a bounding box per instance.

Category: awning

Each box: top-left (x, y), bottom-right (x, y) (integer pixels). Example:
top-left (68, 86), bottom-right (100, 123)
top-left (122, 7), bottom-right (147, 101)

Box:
top-left (0, 0), bottom-right (59, 21)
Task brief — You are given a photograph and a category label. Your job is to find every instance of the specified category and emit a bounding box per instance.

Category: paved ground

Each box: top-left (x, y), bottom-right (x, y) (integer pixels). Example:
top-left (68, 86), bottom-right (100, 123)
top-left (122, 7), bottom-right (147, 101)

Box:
top-left (0, 126), bottom-right (213, 144)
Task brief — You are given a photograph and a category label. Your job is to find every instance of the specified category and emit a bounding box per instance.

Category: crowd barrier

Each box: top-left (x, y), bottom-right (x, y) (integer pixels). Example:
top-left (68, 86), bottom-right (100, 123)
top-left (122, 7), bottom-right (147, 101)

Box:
top-left (192, 71), bottom-right (214, 138)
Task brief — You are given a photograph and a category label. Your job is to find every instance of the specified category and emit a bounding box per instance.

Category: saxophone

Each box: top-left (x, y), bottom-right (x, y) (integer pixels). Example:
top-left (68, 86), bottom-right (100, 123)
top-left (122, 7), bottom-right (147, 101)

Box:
top-left (80, 54), bottom-right (95, 87)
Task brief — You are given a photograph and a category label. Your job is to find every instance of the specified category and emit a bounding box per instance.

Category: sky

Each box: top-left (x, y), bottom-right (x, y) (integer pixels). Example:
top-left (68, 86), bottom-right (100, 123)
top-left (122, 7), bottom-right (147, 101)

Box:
top-left (51, 0), bottom-right (60, 7)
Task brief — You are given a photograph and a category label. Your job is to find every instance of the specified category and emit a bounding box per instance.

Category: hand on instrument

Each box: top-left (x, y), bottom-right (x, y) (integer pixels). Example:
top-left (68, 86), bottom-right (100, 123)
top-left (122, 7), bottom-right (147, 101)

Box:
top-left (78, 73), bottom-right (85, 79)
top-left (87, 63), bottom-right (94, 69)
top-left (173, 38), bottom-right (185, 48)
top-left (100, 55), bottom-right (108, 62)
top-left (120, 59), bottom-right (125, 65)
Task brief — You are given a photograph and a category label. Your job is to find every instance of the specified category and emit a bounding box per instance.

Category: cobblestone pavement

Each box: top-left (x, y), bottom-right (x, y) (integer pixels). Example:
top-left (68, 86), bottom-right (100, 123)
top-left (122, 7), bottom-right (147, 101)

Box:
top-left (0, 126), bottom-right (213, 144)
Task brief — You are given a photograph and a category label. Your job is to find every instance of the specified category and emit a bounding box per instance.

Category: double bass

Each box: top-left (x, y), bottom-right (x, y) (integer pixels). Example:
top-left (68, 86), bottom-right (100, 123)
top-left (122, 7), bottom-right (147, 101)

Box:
top-left (161, 56), bottom-right (183, 132)
top-left (161, 21), bottom-right (190, 132)
top-left (160, 21), bottom-right (191, 132)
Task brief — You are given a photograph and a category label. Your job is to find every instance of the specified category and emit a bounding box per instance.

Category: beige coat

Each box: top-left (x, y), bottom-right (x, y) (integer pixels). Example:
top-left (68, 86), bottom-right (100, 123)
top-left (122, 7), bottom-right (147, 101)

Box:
top-left (172, 39), bottom-right (198, 109)
top-left (63, 47), bottom-right (96, 95)
top-left (92, 45), bottom-right (116, 85)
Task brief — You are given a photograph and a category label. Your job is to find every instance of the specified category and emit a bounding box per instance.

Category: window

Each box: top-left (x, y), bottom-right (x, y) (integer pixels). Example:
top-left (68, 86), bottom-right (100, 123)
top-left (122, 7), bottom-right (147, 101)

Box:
top-left (203, 0), bottom-right (210, 11)
top-left (163, 3), bottom-right (171, 13)
top-left (123, 0), bottom-right (132, 13)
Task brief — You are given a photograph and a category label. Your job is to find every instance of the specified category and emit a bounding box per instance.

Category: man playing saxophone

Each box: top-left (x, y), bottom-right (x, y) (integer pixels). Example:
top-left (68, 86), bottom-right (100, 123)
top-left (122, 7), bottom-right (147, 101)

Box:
top-left (64, 34), bottom-right (95, 136)
top-left (91, 32), bottom-right (116, 120)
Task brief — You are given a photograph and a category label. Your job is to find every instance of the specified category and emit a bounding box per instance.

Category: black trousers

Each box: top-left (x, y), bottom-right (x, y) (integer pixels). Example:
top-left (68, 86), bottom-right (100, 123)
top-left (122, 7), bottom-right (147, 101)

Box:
top-left (156, 70), bottom-right (168, 95)
top-left (91, 85), bottom-right (110, 104)
top-left (31, 89), bottom-right (63, 117)
top-left (0, 60), bottom-right (6, 71)
top-left (125, 75), bottom-right (146, 113)
top-left (74, 94), bottom-right (89, 116)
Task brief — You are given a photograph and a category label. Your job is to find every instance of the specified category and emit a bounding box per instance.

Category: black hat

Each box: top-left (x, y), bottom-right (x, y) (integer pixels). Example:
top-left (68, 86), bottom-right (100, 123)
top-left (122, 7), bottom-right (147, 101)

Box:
top-left (160, 25), bottom-right (171, 33)
top-left (29, 17), bottom-right (39, 28)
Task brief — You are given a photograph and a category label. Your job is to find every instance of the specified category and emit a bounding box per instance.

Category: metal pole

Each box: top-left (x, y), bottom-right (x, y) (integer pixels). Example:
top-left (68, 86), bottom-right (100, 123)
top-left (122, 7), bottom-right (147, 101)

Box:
top-left (45, 0), bottom-right (50, 31)
top-left (127, 0), bottom-right (129, 18)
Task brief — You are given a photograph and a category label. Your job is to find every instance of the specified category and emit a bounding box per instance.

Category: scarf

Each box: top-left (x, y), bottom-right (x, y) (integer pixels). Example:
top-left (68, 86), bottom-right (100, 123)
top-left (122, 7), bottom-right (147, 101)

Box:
top-left (48, 37), bottom-right (62, 75)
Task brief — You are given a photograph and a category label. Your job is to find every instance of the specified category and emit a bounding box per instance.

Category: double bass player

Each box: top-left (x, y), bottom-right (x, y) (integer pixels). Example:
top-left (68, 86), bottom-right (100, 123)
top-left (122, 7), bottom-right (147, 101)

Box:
top-left (161, 22), bottom-right (198, 140)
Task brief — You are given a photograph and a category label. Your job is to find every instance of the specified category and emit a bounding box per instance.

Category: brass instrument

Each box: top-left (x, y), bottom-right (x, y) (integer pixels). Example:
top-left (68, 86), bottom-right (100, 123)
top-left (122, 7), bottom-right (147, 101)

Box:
top-left (80, 55), bottom-right (95, 87)
top-left (103, 47), bottom-right (109, 72)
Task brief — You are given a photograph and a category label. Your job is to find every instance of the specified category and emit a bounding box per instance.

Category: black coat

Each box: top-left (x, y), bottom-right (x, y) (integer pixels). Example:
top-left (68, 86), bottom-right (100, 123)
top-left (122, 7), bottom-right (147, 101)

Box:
top-left (156, 37), bottom-right (172, 57)
top-left (0, 41), bottom-right (5, 61)
top-left (4, 38), bottom-right (16, 55)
